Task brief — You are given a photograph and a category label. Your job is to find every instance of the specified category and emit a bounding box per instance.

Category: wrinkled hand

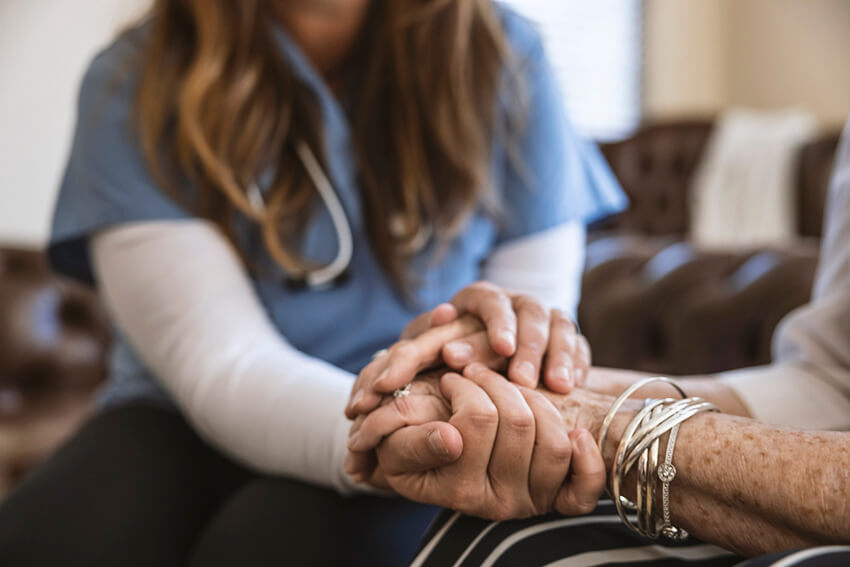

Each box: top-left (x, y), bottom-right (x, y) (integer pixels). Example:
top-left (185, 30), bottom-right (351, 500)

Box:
top-left (374, 364), bottom-right (607, 520)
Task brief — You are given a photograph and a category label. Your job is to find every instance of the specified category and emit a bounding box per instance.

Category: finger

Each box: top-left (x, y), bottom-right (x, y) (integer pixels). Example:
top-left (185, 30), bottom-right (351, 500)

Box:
top-left (442, 331), bottom-right (506, 370)
top-left (348, 394), bottom-right (450, 453)
top-left (518, 387), bottom-right (572, 515)
top-left (542, 309), bottom-right (579, 394)
top-left (462, 363), bottom-right (535, 510)
top-left (346, 316), bottom-right (481, 418)
top-left (507, 295), bottom-right (550, 388)
top-left (346, 354), bottom-right (390, 419)
top-left (344, 449), bottom-right (377, 482)
top-left (555, 428), bottom-right (607, 516)
top-left (372, 316), bottom-right (482, 392)
top-left (440, 372), bottom-right (499, 477)
top-left (573, 335), bottom-right (592, 388)
top-left (400, 303), bottom-right (459, 340)
top-left (377, 421), bottom-right (463, 475)
top-left (451, 282), bottom-right (517, 357)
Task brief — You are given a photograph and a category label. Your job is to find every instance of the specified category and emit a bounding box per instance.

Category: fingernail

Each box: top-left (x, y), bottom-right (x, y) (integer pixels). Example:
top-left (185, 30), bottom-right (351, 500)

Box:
top-left (374, 367), bottom-right (391, 388)
top-left (498, 330), bottom-right (516, 352)
top-left (427, 429), bottom-right (448, 456)
top-left (348, 389), bottom-right (364, 411)
top-left (347, 431), bottom-right (361, 451)
top-left (445, 342), bottom-right (473, 363)
top-left (344, 452), bottom-right (357, 473)
top-left (516, 361), bottom-right (536, 385)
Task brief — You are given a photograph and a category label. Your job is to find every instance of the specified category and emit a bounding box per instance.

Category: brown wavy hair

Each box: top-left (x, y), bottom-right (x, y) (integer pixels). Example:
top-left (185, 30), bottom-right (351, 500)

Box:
top-left (135, 0), bottom-right (520, 288)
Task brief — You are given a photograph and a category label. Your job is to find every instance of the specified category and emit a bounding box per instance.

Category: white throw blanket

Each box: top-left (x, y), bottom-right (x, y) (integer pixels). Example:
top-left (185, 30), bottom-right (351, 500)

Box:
top-left (690, 108), bottom-right (818, 249)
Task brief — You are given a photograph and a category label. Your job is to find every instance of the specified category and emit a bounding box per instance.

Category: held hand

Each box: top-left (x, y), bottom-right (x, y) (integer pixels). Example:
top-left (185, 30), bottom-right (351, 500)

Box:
top-left (345, 369), bottom-right (456, 484)
top-left (345, 316), bottom-right (483, 420)
top-left (376, 364), bottom-right (607, 520)
top-left (406, 282), bottom-right (591, 392)
top-left (347, 283), bottom-right (591, 421)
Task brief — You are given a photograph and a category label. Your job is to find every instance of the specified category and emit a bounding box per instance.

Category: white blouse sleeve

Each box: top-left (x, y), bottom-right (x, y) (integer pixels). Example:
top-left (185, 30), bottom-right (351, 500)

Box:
top-left (481, 222), bottom-right (586, 317)
top-left (91, 220), bottom-right (371, 494)
top-left (719, 119), bottom-right (850, 431)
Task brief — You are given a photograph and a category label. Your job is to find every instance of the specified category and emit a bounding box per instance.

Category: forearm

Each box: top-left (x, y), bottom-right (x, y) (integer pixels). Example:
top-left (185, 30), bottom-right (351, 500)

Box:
top-left (602, 409), bottom-right (850, 555)
top-left (92, 221), bottom-right (368, 494)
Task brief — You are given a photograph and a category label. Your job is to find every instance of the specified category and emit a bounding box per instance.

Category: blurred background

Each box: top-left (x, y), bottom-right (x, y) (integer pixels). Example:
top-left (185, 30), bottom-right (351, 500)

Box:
top-left (0, 0), bottom-right (848, 498)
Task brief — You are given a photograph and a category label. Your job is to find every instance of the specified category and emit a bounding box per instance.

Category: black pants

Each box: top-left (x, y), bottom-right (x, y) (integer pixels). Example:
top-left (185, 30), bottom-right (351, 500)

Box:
top-left (0, 403), bottom-right (438, 567)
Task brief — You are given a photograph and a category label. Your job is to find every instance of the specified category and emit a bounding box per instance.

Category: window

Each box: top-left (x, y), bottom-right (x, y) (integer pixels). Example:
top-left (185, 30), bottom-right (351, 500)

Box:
top-left (504, 0), bottom-right (643, 141)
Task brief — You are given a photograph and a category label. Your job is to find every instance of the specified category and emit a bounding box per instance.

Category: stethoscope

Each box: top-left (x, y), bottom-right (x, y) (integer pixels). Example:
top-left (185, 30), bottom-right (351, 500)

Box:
top-left (248, 141), bottom-right (431, 290)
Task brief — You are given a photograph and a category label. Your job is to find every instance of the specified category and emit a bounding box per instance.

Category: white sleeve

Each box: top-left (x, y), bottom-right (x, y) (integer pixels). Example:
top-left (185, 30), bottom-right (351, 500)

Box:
top-left (481, 222), bottom-right (586, 317)
top-left (719, 118), bottom-right (850, 431)
top-left (91, 220), bottom-right (370, 494)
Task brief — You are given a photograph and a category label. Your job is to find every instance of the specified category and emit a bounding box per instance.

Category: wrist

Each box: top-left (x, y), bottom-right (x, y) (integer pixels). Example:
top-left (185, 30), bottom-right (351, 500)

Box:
top-left (538, 387), bottom-right (640, 467)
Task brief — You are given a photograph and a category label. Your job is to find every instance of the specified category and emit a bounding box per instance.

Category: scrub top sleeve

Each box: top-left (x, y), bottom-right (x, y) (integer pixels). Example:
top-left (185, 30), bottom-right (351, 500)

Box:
top-left (48, 36), bottom-right (192, 286)
top-left (496, 25), bottom-right (628, 245)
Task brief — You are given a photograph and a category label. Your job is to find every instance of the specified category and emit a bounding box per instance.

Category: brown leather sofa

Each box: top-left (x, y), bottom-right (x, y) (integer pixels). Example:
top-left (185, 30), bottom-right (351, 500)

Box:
top-left (580, 120), bottom-right (841, 375)
top-left (0, 247), bottom-right (109, 498)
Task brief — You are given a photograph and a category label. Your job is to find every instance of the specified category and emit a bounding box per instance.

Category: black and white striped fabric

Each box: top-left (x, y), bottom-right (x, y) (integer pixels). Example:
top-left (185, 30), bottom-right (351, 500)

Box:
top-left (409, 500), bottom-right (850, 567)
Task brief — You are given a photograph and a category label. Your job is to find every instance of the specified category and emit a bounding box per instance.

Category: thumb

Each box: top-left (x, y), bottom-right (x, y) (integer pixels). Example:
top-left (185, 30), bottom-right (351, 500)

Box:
top-left (377, 422), bottom-right (463, 475)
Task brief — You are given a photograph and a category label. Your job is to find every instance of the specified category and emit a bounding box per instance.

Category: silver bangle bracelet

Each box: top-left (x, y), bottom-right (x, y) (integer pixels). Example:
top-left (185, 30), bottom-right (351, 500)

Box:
top-left (604, 377), bottom-right (720, 540)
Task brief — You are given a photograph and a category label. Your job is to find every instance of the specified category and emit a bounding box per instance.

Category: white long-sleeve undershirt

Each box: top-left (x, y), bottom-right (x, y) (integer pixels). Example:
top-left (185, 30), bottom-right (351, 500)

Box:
top-left (90, 220), bottom-right (585, 494)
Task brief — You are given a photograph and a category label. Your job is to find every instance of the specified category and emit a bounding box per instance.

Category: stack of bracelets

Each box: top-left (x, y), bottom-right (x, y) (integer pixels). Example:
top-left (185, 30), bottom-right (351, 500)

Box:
top-left (597, 377), bottom-right (720, 540)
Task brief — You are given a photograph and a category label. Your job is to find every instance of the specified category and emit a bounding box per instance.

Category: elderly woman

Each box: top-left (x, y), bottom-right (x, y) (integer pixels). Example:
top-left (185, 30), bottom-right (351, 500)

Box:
top-left (346, 117), bottom-right (850, 566)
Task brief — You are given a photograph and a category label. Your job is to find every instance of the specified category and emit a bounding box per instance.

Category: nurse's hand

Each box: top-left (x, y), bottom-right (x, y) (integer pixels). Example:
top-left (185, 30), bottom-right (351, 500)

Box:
top-left (347, 282), bottom-right (589, 421)
top-left (446, 282), bottom-right (590, 392)
top-left (375, 364), bottom-right (606, 520)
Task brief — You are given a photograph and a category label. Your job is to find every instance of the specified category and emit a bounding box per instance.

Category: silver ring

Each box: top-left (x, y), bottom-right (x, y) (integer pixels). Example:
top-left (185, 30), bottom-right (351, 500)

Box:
top-left (372, 349), bottom-right (389, 361)
top-left (393, 384), bottom-right (412, 399)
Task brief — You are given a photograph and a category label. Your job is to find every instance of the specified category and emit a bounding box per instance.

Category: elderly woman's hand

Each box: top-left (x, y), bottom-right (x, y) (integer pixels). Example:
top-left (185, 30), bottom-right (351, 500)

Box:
top-left (345, 282), bottom-right (590, 421)
top-left (373, 364), bottom-right (607, 520)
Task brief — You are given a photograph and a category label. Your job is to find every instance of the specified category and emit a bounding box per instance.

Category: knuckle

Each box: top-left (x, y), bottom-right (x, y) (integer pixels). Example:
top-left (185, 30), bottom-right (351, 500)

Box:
top-left (516, 296), bottom-right (547, 320)
top-left (465, 404), bottom-right (499, 429)
top-left (502, 408), bottom-right (535, 432)
top-left (551, 308), bottom-right (577, 329)
top-left (519, 336), bottom-right (546, 354)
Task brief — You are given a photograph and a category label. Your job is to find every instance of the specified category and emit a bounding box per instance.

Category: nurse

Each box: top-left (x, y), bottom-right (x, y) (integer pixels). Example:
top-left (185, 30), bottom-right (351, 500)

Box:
top-left (0, 1), bottom-right (625, 565)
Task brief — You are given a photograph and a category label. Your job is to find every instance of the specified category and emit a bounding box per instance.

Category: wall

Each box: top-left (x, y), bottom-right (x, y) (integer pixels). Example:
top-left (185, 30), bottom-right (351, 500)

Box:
top-left (644, 0), bottom-right (729, 118)
top-left (0, 0), bottom-right (148, 246)
top-left (644, 0), bottom-right (850, 128)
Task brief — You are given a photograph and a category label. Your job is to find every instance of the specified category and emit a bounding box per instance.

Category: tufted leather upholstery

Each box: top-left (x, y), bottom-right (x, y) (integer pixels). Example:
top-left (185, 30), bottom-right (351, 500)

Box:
top-left (597, 121), bottom-right (713, 236)
top-left (0, 246), bottom-right (109, 498)
top-left (581, 121), bottom-right (841, 375)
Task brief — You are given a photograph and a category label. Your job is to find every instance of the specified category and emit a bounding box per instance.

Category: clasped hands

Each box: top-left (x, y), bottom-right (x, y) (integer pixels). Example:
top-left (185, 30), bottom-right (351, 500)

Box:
top-left (344, 282), bottom-right (612, 521)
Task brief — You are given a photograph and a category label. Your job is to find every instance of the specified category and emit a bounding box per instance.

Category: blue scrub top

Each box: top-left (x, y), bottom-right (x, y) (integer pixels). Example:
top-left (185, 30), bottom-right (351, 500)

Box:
top-left (49, 4), bottom-right (627, 407)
